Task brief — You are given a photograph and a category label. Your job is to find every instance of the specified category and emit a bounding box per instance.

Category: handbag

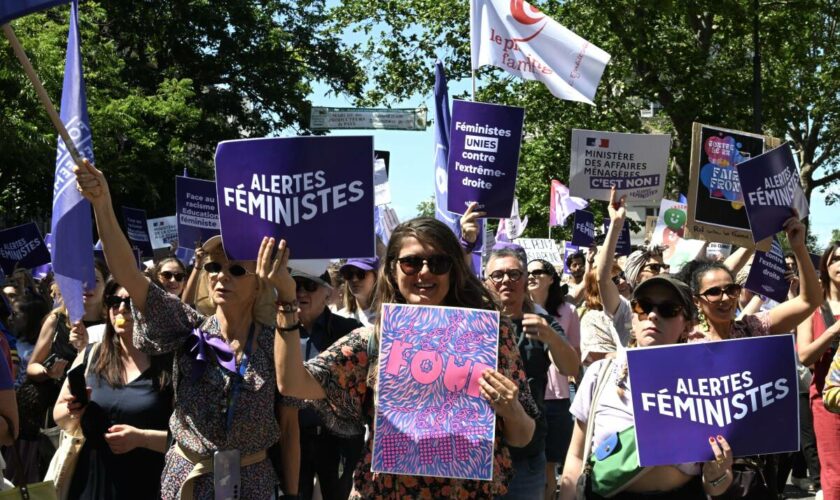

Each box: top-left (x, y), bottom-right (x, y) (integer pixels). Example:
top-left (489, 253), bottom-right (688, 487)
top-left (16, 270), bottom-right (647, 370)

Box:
top-left (717, 456), bottom-right (771, 499)
top-left (43, 344), bottom-right (97, 500)
top-left (1, 419), bottom-right (57, 500)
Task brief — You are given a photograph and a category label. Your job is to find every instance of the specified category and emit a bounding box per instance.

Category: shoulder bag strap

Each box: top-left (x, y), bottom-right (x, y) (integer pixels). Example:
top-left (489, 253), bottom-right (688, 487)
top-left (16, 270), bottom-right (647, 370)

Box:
top-left (581, 358), bottom-right (614, 471)
top-left (821, 301), bottom-right (836, 329)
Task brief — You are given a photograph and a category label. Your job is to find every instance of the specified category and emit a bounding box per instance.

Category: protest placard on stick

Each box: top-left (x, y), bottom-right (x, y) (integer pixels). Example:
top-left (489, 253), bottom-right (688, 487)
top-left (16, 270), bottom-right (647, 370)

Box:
top-left (514, 238), bottom-right (564, 265)
top-left (122, 207), bottom-right (154, 257)
top-left (570, 210), bottom-right (595, 247)
top-left (176, 176), bottom-right (220, 250)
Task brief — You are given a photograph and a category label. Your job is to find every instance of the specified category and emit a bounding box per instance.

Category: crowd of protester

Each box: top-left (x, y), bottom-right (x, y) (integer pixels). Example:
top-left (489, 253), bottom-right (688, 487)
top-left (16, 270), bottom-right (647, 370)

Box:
top-left (0, 167), bottom-right (838, 500)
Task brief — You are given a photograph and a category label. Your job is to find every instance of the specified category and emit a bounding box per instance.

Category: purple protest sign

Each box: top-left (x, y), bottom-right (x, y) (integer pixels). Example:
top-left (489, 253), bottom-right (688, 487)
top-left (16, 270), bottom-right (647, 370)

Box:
top-left (176, 176), bottom-right (220, 249)
top-left (737, 143), bottom-right (809, 244)
top-left (215, 137), bottom-right (375, 260)
top-left (745, 238), bottom-right (788, 303)
top-left (446, 100), bottom-right (524, 218)
top-left (563, 243), bottom-right (580, 275)
top-left (571, 210), bottom-right (595, 247)
top-left (372, 304), bottom-right (499, 480)
top-left (122, 207), bottom-right (154, 257)
top-left (627, 335), bottom-right (799, 466)
top-left (0, 223), bottom-right (51, 275)
top-left (603, 219), bottom-right (631, 256)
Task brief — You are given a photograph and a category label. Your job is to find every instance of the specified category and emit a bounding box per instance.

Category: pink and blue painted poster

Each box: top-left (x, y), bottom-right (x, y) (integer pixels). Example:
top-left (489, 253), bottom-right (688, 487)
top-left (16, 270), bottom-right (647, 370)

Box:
top-left (372, 304), bottom-right (500, 481)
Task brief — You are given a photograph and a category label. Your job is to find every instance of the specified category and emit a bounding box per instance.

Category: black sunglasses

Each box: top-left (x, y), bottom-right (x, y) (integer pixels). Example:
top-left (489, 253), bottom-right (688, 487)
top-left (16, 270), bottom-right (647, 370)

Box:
top-left (488, 269), bottom-right (524, 283)
top-left (159, 271), bottom-right (186, 282)
top-left (528, 269), bottom-right (550, 279)
top-left (630, 298), bottom-right (684, 319)
top-left (698, 283), bottom-right (742, 300)
top-left (340, 268), bottom-right (368, 282)
top-left (105, 295), bottom-right (132, 311)
top-left (612, 272), bottom-right (626, 285)
top-left (295, 279), bottom-right (319, 292)
top-left (203, 262), bottom-right (251, 277)
top-left (396, 255), bottom-right (453, 276)
top-left (643, 263), bottom-right (670, 274)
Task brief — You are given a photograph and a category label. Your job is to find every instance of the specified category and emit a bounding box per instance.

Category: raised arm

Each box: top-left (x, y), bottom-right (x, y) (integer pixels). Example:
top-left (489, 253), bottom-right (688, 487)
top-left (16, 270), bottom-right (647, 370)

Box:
top-left (723, 246), bottom-right (755, 276)
top-left (767, 214), bottom-right (822, 334)
top-left (459, 202), bottom-right (485, 267)
top-left (596, 188), bottom-right (626, 316)
top-left (74, 159), bottom-right (151, 313)
top-left (180, 247), bottom-right (205, 307)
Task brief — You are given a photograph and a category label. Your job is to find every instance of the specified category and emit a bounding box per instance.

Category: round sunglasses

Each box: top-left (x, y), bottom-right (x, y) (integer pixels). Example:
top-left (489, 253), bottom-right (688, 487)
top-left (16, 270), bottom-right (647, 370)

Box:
top-left (697, 283), bottom-right (742, 301)
top-left (528, 269), bottom-right (551, 279)
top-left (396, 255), bottom-right (453, 276)
top-left (630, 298), bottom-right (684, 319)
top-left (487, 269), bottom-right (524, 284)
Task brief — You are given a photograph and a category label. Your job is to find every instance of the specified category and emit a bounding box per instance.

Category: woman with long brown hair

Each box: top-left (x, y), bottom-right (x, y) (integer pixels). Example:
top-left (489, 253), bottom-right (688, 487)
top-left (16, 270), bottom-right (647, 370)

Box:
top-left (274, 217), bottom-right (539, 498)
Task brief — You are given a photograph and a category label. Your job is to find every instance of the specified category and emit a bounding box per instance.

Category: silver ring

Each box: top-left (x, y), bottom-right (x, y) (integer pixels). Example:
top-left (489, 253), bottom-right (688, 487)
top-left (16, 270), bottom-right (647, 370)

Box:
top-left (493, 393), bottom-right (502, 403)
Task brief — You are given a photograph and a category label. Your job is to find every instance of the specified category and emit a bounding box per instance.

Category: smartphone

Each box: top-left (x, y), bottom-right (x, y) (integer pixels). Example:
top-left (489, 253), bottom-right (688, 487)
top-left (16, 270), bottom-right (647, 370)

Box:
top-left (42, 353), bottom-right (57, 368)
top-left (213, 449), bottom-right (241, 500)
top-left (66, 363), bottom-right (88, 406)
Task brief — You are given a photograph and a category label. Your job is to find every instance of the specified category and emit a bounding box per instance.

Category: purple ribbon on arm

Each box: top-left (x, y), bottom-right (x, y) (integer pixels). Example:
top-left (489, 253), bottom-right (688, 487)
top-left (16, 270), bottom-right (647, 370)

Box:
top-left (185, 328), bottom-right (236, 382)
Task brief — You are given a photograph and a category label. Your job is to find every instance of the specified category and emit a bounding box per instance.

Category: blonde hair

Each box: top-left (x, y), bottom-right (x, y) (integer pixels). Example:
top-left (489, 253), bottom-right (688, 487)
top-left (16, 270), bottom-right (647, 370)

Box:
top-left (194, 267), bottom-right (276, 327)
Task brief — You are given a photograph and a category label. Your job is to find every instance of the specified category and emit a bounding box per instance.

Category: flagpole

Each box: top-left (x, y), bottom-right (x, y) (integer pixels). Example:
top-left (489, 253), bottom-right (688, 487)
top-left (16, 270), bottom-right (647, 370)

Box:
top-left (2, 24), bottom-right (83, 166)
top-left (471, 70), bottom-right (476, 101)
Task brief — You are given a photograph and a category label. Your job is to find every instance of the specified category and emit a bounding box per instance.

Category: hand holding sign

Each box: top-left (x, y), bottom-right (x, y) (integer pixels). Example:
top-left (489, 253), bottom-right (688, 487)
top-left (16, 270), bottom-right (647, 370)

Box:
top-left (460, 202), bottom-right (486, 245)
top-left (703, 435), bottom-right (734, 484)
top-left (255, 236), bottom-right (295, 303)
top-left (74, 158), bottom-right (110, 209)
top-left (783, 209), bottom-right (806, 249)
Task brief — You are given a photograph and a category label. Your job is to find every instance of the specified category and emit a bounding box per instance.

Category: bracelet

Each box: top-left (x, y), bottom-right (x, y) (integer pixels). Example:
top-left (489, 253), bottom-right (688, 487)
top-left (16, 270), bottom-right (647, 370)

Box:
top-left (276, 300), bottom-right (299, 314)
top-left (276, 322), bottom-right (302, 332)
top-left (708, 472), bottom-right (729, 488)
top-left (459, 235), bottom-right (477, 253)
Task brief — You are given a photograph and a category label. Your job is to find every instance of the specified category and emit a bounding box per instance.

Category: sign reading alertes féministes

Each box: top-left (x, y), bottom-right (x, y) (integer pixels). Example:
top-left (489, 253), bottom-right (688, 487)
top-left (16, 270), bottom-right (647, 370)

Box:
top-left (569, 129), bottom-right (670, 203)
top-left (0, 223), bottom-right (51, 275)
top-left (214, 136), bottom-right (376, 261)
top-left (447, 100), bottom-right (524, 218)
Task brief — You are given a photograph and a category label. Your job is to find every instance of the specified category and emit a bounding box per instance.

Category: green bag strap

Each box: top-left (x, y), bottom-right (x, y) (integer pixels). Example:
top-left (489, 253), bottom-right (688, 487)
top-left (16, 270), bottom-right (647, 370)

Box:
top-left (581, 358), bottom-right (614, 475)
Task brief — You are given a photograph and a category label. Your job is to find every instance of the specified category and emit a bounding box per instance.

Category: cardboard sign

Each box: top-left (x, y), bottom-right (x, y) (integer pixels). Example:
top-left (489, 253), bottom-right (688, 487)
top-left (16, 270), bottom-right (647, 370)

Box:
top-left (736, 143), bottom-right (809, 244)
top-left (176, 176), bottom-right (220, 249)
top-left (686, 123), bottom-right (778, 250)
top-left (627, 335), bottom-right (799, 466)
top-left (147, 215), bottom-right (177, 250)
top-left (707, 242), bottom-right (732, 260)
top-left (603, 219), bottom-right (631, 256)
top-left (514, 238), bottom-right (564, 265)
top-left (121, 207), bottom-right (154, 257)
top-left (214, 136), bottom-right (376, 260)
top-left (651, 199), bottom-right (705, 273)
top-left (447, 100), bottom-right (524, 217)
top-left (745, 238), bottom-right (789, 303)
top-left (571, 210), bottom-right (595, 247)
top-left (569, 130), bottom-right (670, 203)
top-left (372, 304), bottom-right (499, 480)
top-left (0, 223), bottom-right (51, 275)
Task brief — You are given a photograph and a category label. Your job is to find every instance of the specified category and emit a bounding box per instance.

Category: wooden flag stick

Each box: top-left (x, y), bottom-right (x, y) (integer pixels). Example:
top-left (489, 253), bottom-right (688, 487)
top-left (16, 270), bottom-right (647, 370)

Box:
top-left (2, 23), bottom-right (83, 166)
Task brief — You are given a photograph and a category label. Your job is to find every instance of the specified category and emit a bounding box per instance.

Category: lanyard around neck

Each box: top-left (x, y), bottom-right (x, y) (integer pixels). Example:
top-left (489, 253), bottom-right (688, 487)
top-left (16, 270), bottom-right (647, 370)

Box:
top-left (226, 323), bottom-right (256, 432)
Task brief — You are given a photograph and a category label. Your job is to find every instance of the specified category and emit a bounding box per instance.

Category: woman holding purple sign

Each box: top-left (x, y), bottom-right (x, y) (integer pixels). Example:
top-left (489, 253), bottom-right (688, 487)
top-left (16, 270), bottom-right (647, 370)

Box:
top-left (559, 275), bottom-right (736, 498)
top-left (74, 159), bottom-right (297, 499)
top-left (275, 217), bottom-right (541, 498)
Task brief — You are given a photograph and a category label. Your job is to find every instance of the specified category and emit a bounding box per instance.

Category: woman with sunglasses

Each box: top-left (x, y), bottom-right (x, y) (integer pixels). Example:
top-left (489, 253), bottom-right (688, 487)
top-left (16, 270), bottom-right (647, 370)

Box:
top-left (560, 275), bottom-right (736, 499)
top-left (54, 278), bottom-right (173, 499)
top-left (153, 257), bottom-right (188, 298)
top-left (74, 159), bottom-right (296, 499)
top-left (337, 257), bottom-right (379, 327)
top-left (527, 258), bottom-right (581, 499)
top-left (275, 217), bottom-right (540, 498)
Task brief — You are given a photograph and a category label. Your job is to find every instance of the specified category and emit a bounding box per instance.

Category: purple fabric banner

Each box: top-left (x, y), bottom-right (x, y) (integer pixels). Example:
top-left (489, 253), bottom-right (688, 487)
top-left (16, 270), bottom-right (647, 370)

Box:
top-left (571, 210), bottom-right (595, 247)
top-left (121, 206), bottom-right (154, 257)
top-left (175, 176), bottom-right (220, 249)
top-left (744, 238), bottom-right (788, 303)
top-left (372, 304), bottom-right (499, 480)
top-left (603, 219), bottom-right (631, 256)
top-left (736, 143), bottom-right (808, 243)
top-left (627, 335), bottom-right (799, 466)
top-left (0, 223), bottom-right (51, 275)
top-left (446, 100), bottom-right (524, 218)
top-left (214, 137), bottom-right (375, 260)
top-left (0, 0), bottom-right (70, 25)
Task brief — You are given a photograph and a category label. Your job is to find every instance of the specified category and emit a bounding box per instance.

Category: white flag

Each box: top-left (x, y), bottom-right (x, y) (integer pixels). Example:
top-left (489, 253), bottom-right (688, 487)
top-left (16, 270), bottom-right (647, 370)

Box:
top-left (470, 0), bottom-right (611, 104)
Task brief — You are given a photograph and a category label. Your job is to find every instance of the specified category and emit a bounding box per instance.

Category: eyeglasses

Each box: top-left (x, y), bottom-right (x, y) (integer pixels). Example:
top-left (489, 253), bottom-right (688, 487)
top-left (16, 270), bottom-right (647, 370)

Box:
top-left (396, 255), bottom-right (453, 276)
top-left (203, 262), bottom-right (252, 277)
top-left (159, 271), bottom-right (186, 282)
top-left (528, 269), bottom-right (550, 279)
top-left (340, 268), bottom-right (367, 282)
top-left (105, 295), bottom-right (132, 311)
top-left (612, 273), bottom-right (626, 285)
top-left (643, 263), bottom-right (670, 274)
top-left (630, 298), bottom-right (684, 319)
top-left (698, 283), bottom-right (742, 301)
top-left (295, 279), bottom-right (319, 293)
top-left (487, 269), bottom-right (524, 284)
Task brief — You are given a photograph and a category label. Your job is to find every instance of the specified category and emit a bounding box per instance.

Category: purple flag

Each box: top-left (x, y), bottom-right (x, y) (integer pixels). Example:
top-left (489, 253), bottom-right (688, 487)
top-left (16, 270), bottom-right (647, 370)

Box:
top-left (175, 176), bottom-right (220, 249)
top-left (0, 0), bottom-right (70, 25)
top-left (736, 142), bottom-right (809, 244)
top-left (744, 238), bottom-right (788, 303)
top-left (447, 100), bottom-right (524, 218)
top-left (433, 61), bottom-right (461, 235)
top-left (50, 0), bottom-right (94, 323)
top-left (570, 210), bottom-right (595, 247)
top-left (372, 304), bottom-right (499, 480)
top-left (0, 223), bottom-right (51, 275)
top-left (627, 335), bottom-right (799, 466)
top-left (121, 206), bottom-right (154, 257)
top-left (214, 137), bottom-right (376, 260)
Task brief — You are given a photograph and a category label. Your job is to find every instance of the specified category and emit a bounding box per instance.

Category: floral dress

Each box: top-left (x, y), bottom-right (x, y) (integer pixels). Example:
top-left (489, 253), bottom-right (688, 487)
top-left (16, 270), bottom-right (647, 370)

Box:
top-left (133, 285), bottom-right (279, 499)
top-left (298, 321), bottom-right (540, 499)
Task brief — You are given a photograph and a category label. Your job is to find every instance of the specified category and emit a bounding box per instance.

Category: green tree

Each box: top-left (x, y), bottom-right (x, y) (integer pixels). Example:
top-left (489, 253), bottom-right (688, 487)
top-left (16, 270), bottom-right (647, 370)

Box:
top-left (415, 196), bottom-right (435, 218)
